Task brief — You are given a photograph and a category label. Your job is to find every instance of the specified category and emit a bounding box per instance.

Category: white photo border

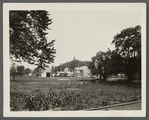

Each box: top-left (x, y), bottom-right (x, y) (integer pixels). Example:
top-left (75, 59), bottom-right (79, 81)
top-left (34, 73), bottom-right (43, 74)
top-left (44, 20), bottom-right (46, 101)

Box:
top-left (3, 3), bottom-right (146, 117)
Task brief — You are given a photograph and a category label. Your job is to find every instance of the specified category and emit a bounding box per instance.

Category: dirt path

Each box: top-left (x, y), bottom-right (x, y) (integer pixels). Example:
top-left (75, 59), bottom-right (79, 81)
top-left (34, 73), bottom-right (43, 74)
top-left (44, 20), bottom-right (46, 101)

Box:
top-left (82, 101), bottom-right (141, 111)
top-left (103, 103), bottom-right (141, 110)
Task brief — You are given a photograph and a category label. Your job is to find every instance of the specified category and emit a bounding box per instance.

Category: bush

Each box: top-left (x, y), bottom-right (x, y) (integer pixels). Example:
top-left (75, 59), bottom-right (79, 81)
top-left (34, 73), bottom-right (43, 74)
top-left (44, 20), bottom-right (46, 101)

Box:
top-left (10, 91), bottom-right (86, 111)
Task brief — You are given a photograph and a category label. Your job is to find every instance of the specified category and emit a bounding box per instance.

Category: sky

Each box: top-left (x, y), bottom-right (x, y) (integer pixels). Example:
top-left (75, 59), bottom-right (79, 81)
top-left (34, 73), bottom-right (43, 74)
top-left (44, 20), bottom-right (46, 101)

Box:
top-left (15, 6), bottom-right (142, 70)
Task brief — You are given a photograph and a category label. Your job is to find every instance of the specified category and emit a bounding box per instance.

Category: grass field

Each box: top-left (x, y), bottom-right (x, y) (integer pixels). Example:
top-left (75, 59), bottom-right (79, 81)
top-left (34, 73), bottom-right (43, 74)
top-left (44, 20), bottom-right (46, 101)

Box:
top-left (10, 77), bottom-right (141, 111)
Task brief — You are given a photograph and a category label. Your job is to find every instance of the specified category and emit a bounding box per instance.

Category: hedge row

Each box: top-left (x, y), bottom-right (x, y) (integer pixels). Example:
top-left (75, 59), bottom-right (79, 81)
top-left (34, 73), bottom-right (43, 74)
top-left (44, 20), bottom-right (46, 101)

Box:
top-left (10, 91), bottom-right (85, 111)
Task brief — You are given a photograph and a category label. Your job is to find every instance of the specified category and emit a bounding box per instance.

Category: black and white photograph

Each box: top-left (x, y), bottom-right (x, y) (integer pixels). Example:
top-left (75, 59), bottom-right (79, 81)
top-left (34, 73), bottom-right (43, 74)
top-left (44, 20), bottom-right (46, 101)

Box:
top-left (3, 3), bottom-right (146, 117)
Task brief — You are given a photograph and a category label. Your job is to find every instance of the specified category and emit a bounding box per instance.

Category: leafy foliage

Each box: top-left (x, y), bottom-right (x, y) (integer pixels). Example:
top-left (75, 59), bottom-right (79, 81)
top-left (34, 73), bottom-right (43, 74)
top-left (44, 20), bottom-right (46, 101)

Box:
top-left (112, 25), bottom-right (141, 81)
top-left (10, 11), bottom-right (56, 69)
top-left (10, 65), bottom-right (32, 78)
top-left (24, 68), bottom-right (31, 75)
top-left (31, 68), bottom-right (42, 77)
top-left (109, 51), bottom-right (125, 76)
top-left (89, 25), bottom-right (141, 82)
top-left (10, 91), bottom-right (85, 111)
top-left (88, 56), bottom-right (99, 76)
top-left (10, 63), bottom-right (17, 80)
top-left (17, 65), bottom-right (25, 76)
top-left (89, 50), bottom-right (113, 80)
top-left (10, 80), bottom-right (141, 111)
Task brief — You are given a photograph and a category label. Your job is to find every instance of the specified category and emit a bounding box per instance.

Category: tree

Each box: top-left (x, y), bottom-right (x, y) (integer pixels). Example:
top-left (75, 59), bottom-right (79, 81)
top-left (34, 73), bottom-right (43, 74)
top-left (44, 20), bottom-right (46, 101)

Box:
top-left (97, 50), bottom-right (113, 80)
top-left (110, 50), bottom-right (125, 77)
top-left (51, 66), bottom-right (55, 76)
top-left (17, 65), bottom-right (25, 76)
top-left (112, 25), bottom-right (141, 81)
top-left (10, 63), bottom-right (17, 80)
top-left (32, 68), bottom-right (42, 77)
top-left (10, 11), bottom-right (56, 69)
top-left (25, 68), bottom-right (31, 75)
top-left (89, 50), bottom-right (113, 80)
top-left (88, 56), bottom-right (99, 77)
top-left (69, 57), bottom-right (78, 71)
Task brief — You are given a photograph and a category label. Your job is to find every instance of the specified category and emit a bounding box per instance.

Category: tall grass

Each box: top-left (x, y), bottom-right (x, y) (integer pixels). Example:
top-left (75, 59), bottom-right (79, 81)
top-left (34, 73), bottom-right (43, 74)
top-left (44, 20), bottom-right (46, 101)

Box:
top-left (10, 79), bottom-right (141, 111)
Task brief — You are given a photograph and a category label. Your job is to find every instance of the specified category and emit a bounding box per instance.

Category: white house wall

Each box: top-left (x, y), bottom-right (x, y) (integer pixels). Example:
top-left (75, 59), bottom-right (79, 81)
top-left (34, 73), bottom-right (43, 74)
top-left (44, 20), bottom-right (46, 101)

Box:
top-left (41, 68), bottom-right (52, 77)
top-left (74, 66), bottom-right (91, 77)
top-left (41, 72), bottom-right (46, 77)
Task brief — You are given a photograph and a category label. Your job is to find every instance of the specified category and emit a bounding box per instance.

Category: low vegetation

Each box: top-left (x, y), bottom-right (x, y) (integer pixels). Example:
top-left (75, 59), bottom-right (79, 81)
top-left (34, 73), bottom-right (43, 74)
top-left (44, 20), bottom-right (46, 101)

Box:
top-left (10, 77), bottom-right (141, 111)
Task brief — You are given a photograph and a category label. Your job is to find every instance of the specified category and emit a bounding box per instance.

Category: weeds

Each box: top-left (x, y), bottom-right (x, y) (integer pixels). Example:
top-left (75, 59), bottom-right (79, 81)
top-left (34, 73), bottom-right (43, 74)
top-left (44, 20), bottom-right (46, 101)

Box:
top-left (10, 91), bottom-right (85, 111)
top-left (10, 79), bottom-right (141, 111)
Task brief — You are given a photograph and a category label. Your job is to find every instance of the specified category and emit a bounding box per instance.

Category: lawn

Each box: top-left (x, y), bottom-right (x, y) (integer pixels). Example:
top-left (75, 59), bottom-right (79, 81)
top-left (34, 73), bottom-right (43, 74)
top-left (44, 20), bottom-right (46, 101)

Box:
top-left (10, 77), bottom-right (141, 111)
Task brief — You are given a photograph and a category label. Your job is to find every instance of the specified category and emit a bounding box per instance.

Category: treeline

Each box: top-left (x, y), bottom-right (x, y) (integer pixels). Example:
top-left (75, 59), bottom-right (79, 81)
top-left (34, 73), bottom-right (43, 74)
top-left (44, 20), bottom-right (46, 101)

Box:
top-left (54, 59), bottom-right (90, 72)
top-left (89, 25), bottom-right (141, 82)
top-left (10, 63), bottom-right (32, 79)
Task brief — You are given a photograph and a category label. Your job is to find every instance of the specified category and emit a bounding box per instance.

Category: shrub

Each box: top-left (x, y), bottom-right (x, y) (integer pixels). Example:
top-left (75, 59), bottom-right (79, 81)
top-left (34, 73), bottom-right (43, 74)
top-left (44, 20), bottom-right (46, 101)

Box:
top-left (10, 91), bottom-right (86, 111)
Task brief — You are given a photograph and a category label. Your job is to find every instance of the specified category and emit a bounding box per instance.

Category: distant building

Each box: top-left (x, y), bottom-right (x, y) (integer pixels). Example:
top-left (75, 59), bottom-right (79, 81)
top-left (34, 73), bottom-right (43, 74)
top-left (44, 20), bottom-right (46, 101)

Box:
top-left (64, 67), bottom-right (73, 76)
top-left (41, 68), bottom-right (53, 77)
top-left (57, 71), bottom-right (67, 77)
top-left (55, 67), bottom-right (73, 77)
top-left (74, 66), bottom-right (91, 77)
top-left (39, 66), bottom-right (91, 78)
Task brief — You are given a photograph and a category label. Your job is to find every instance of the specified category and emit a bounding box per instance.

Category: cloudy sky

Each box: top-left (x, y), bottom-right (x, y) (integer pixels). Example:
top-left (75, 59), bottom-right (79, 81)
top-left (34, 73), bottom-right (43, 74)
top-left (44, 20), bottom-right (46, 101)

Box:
top-left (15, 4), bottom-right (143, 69)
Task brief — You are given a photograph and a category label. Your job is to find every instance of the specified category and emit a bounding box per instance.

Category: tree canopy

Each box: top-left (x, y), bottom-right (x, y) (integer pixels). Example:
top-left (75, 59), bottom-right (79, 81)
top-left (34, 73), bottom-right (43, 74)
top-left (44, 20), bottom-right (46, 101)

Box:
top-left (25, 68), bottom-right (31, 75)
top-left (89, 25), bottom-right (141, 82)
top-left (112, 25), bottom-right (141, 81)
top-left (88, 56), bottom-right (99, 77)
top-left (112, 25), bottom-right (141, 59)
top-left (89, 50), bottom-right (114, 80)
top-left (17, 65), bottom-right (25, 76)
top-left (10, 11), bottom-right (56, 69)
top-left (10, 63), bottom-right (17, 80)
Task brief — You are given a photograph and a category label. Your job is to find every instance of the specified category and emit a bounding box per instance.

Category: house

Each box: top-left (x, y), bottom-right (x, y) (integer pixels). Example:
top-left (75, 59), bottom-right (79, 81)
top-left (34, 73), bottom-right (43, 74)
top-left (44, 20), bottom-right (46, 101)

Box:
top-left (41, 68), bottom-right (53, 77)
top-left (74, 66), bottom-right (91, 77)
top-left (30, 67), bottom-right (54, 77)
top-left (39, 66), bottom-right (91, 78)
top-left (64, 67), bottom-right (73, 76)
top-left (55, 67), bottom-right (73, 77)
top-left (57, 71), bottom-right (67, 77)
top-left (64, 67), bottom-right (71, 73)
